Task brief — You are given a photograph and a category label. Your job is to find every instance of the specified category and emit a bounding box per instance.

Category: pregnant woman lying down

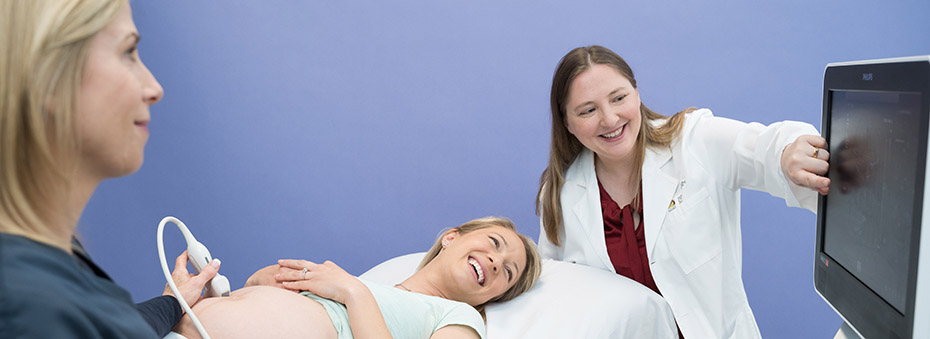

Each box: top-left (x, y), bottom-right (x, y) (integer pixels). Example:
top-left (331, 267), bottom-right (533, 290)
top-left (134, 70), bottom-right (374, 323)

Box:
top-left (173, 217), bottom-right (542, 339)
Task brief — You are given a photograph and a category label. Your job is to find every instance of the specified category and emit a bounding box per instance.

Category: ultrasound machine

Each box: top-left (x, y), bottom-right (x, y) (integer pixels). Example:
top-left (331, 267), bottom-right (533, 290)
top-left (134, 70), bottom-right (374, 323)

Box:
top-left (816, 56), bottom-right (930, 339)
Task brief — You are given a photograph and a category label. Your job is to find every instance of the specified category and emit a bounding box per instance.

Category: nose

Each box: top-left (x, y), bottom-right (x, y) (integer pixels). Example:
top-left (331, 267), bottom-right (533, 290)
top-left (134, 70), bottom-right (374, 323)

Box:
top-left (141, 61), bottom-right (164, 105)
top-left (487, 255), bottom-right (499, 273)
top-left (599, 106), bottom-right (620, 126)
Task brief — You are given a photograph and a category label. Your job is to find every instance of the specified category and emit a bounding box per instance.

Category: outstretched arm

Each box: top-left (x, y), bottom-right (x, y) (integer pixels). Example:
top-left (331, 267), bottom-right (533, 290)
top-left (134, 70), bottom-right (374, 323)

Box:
top-left (277, 259), bottom-right (393, 339)
top-left (688, 113), bottom-right (823, 211)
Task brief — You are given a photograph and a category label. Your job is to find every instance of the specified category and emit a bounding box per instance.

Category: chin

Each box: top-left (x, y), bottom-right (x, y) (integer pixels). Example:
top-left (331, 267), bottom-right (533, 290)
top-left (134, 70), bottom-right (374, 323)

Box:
top-left (126, 158), bottom-right (144, 176)
top-left (110, 157), bottom-right (144, 178)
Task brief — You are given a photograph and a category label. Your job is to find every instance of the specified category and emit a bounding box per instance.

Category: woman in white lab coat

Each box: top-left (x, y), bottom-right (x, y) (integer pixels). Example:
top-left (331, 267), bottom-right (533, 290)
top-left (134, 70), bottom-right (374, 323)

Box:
top-left (536, 45), bottom-right (830, 339)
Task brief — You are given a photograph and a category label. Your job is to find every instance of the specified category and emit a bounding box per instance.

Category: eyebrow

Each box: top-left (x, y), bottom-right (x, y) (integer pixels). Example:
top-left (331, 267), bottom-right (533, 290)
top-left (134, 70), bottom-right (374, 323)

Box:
top-left (569, 87), bottom-right (624, 113)
top-left (124, 32), bottom-right (140, 45)
top-left (492, 232), bottom-right (509, 248)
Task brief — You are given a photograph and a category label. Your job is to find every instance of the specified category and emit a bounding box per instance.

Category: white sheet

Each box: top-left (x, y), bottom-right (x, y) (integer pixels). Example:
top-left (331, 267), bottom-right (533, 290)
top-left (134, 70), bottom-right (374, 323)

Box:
top-left (360, 253), bottom-right (678, 338)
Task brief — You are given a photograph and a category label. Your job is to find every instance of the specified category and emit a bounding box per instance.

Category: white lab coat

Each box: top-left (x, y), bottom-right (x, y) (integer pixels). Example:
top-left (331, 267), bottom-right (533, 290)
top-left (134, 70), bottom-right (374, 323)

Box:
top-left (538, 109), bottom-right (819, 339)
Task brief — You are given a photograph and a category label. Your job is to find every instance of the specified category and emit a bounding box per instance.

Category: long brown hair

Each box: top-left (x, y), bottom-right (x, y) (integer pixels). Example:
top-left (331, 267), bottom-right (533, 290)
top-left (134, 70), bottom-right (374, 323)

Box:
top-left (536, 45), bottom-right (695, 246)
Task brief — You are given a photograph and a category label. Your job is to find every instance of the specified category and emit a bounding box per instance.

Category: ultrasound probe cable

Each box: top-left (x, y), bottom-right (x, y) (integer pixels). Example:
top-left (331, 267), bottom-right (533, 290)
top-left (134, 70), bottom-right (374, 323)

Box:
top-left (158, 216), bottom-right (230, 339)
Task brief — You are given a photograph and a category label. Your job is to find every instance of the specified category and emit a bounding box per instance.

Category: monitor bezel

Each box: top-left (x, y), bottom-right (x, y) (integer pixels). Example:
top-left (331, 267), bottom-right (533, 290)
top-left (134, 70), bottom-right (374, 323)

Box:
top-left (816, 56), bottom-right (930, 339)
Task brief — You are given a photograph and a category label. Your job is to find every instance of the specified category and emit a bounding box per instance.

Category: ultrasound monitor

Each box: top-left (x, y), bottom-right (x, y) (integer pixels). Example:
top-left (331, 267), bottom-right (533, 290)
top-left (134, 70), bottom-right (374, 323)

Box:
top-left (816, 56), bottom-right (930, 339)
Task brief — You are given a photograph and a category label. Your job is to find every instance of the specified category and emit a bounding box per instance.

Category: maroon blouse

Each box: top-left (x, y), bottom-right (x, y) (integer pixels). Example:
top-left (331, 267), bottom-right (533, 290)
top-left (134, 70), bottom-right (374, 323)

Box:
top-left (599, 180), bottom-right (684, 337)
top-left (598, 180), bottom-right (661, 295)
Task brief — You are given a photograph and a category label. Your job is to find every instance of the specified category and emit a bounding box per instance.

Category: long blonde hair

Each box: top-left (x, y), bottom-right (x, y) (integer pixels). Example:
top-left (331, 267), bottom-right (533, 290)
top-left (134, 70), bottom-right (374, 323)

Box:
top-left (418, 216), bottom-right (542, 318)
top-left (0, 0), bottom-right (126, 244)
top-left (536, 45), bottom-right (695, 246)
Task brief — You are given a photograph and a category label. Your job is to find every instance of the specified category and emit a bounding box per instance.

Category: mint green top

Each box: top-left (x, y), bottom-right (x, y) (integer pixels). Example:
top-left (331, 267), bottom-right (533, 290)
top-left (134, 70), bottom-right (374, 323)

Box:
top-left (301, 279), bottom-right (485, 339)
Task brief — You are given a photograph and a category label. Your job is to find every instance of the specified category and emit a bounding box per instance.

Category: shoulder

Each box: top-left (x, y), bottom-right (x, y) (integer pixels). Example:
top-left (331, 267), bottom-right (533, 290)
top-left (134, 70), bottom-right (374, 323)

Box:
top-left (0, 234), bottom-right (83, 294)
top-left (436, 299), bottom-right (485, 333)
top-left (676, 108), bottom-right (714, 136)
top-left (564, 148), bottom-right (595, 183)
top-left (444, 298), bottom-right (482, 318)
top-left (646, 108), bottom-right (714, 147)
top-left (0, 235), bottom-right (88, 336)
top-left (648, 108), bottom-right (713, 127)
top-left (0, 234), bottom-right (151, 338)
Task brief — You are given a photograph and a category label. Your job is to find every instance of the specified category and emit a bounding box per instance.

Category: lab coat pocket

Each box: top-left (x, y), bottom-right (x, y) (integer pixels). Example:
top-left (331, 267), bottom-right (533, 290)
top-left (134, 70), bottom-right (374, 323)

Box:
top-left (664, 188), bottom-right (723, 274)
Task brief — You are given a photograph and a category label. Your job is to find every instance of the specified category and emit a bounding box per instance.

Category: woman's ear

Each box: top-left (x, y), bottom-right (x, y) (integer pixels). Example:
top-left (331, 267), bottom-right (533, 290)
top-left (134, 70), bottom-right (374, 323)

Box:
top-left (441, 230), bottom-right (459, 248)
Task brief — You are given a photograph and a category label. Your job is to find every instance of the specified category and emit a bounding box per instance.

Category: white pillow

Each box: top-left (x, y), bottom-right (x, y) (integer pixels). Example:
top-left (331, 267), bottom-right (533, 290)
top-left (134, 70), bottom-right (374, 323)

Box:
top-left (360, 253), bottom-right (678, 338)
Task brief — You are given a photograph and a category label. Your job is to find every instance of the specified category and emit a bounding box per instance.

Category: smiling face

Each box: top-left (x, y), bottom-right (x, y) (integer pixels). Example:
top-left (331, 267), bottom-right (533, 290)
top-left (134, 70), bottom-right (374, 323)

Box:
top-left (74, 4), bottom-right (163, 181)
top-left (435, 226), bottom-right (528, 306)
top-left (563, 63), bottom-right (642, 165)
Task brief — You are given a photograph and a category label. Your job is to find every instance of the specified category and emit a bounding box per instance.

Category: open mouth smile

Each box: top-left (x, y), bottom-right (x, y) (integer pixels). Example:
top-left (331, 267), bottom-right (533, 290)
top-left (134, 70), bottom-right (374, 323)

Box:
top-left (599, 124), bottom-right (624, 140)
top-left (468, 256), bottom-right (486, 286)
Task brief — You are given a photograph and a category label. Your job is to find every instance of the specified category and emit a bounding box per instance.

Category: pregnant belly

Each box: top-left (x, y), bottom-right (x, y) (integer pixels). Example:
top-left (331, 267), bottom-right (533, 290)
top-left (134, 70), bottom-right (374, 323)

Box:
top-left (174, 285), bottom-right (338, 339)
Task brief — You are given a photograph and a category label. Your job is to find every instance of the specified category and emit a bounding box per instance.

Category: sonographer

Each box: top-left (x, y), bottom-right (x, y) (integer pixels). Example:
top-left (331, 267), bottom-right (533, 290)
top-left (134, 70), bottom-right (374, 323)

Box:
top-left (536, 45), bottom-right (830, 339)
top-left (0, 1), bottom-right (220, 338)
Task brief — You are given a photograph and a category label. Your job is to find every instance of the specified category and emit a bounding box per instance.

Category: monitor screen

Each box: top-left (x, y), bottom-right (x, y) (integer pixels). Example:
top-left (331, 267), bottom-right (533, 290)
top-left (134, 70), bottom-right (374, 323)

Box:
top-left (822, 90), bottom-right (922, 314)
top-left (816, 56), bottom-right (930, 339)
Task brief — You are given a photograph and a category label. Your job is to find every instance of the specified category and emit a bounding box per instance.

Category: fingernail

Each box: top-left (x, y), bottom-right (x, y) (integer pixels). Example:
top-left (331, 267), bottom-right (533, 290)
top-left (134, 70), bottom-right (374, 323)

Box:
top-left (211, 259), bottom-right (220, 267)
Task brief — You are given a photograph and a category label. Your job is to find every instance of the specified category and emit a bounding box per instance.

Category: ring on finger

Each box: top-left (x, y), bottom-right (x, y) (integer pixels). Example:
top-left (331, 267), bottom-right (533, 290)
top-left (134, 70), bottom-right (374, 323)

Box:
top-left (812, 148), bottom-right (820, 159)
top-left (301, 267), bottom-right (308, 279)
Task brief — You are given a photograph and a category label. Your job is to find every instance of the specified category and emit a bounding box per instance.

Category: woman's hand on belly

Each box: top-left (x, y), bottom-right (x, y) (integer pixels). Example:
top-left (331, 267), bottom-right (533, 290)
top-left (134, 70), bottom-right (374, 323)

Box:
top-left (276, 259), bottom-right (394, 339)
top-left (277, 259), bottom-right (364, 304)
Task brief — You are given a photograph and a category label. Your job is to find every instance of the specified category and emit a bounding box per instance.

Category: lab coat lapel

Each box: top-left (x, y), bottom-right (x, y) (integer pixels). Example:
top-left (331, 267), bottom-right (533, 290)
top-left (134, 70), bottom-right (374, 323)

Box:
top-left (642, 146), bottom-right (677, 258)
top-left (568, 150), bottom-right (616, 272)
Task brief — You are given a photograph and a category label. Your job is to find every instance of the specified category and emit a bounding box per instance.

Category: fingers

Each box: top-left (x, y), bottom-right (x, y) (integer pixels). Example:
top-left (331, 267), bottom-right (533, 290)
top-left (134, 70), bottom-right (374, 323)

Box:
top-left (193, 258), bottom-right (221, 283)
top-left (276, 267), bottom-right (308, 281)
top-left (805, 151), bottom-right (830, 174)
top-left (278, 259), bottom-right (316, 270)
top-left (782, 135), bottom-right (832, 195)
top-left (275, 259), bottom-right (315, 283)
top-left (276, 262), bottom-right (315, 292)
top-left (178, 259), bottom-right (220, 304)
top-left (802, 134), bottom-right (828, 150)
top-left (800, 170), bottom-right (830, 189)
top-left (811, 147), bottom-right (830, 161)
top-left (790, 135), bottom-right (829, 160)
top-left (173, 251), bottom-right (191, 276)
top-left (164, 254), bottom-right (220, 303)
top-left (280, 280), bottom-right (311, 291)
top-left (791, 165), bottom-right (831, 195)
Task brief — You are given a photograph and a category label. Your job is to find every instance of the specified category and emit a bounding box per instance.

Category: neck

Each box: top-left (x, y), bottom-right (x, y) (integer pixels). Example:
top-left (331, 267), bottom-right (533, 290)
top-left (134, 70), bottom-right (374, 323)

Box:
top-left (594, 153), bottom-right (639, 206)
top-left (39, 169), bottom-right (100, 252)
top-left (396, 268), bottom-right (449, 300)
top-left (594, 153), bottom-right (638, 185)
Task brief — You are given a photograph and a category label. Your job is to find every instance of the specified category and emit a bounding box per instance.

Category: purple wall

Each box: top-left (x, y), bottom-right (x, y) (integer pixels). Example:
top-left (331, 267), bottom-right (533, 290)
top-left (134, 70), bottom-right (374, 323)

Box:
top-left (78, 1), bottom-right (930, 337)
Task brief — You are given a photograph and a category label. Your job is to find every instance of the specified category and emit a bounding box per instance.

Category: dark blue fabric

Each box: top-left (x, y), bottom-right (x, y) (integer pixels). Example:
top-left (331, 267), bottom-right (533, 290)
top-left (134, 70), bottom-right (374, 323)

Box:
top-left (0, 233), bottom-right (159, 338)
top-left (71, 237), bottom-right (183, 337)
top-left (136, 295), bottom-right (184, 336)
